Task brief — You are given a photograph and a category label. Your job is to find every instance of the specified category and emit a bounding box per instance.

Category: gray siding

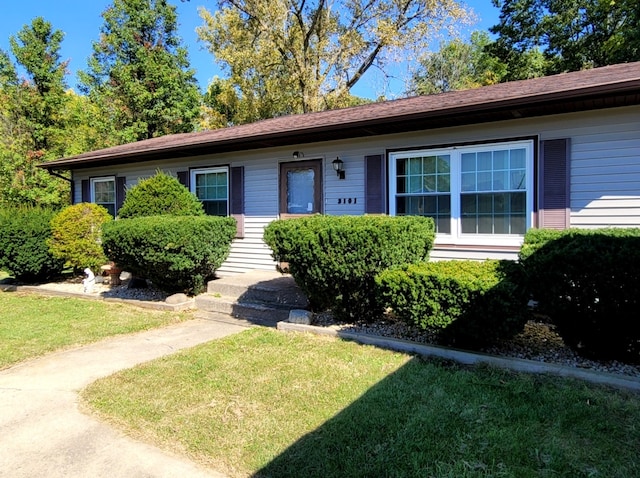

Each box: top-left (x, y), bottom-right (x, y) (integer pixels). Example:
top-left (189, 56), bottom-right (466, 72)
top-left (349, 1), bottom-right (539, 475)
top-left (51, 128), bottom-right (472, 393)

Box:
top-left (71, 105), bottom-right (640, 272)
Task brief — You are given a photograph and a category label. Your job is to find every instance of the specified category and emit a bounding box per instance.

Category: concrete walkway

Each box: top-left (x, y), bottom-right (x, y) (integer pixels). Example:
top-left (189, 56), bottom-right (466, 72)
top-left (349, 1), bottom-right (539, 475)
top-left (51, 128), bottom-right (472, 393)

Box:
top-left (0, 316), bottom-right (247, 478)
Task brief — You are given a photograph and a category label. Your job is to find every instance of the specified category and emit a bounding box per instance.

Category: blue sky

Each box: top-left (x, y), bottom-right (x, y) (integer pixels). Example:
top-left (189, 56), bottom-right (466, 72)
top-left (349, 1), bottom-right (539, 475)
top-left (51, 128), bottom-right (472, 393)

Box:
top-left (0, 0), bottom-right (500, 99)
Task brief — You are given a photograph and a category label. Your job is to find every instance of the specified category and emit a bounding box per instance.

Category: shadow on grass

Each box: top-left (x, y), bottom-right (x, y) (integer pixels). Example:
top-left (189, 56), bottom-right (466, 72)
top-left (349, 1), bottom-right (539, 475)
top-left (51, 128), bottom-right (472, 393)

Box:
top-left (253, 355), bottom-right (640, 478)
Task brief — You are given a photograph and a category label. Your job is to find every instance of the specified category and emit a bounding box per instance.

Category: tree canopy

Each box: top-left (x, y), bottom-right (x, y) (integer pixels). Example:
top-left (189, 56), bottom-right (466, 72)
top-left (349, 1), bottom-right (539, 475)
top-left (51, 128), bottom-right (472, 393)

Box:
top-left (197, 0), bottom-right (471, 123)
top-left (489, 0), bottom-right (640, 79)
top-left (79, 0), bottom-right (201, 143)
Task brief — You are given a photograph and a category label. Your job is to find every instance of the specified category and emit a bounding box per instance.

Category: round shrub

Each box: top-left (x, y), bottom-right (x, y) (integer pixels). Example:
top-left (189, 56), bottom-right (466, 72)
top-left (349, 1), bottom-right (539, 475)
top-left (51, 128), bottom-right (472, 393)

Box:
top-left (519, 228), bottom-right (640, 362)
top-left (117, 171), bottom-right (204, 218)
top-left (102, 215), bottom-right (236, 295)
top-left (0, 207), bottom-right (65, 282)
top-left (263, 215), bottom-right (435, 321)
top-left (376, 260), bottom-right (529, 348)
top-left (48, 203), bottom-right (112, 273)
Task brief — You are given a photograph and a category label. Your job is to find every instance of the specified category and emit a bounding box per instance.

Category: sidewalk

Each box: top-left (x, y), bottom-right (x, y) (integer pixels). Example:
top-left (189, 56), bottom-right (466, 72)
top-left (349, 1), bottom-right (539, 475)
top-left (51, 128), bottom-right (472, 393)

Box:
top-left (0, 316), bottom-right (247, 478)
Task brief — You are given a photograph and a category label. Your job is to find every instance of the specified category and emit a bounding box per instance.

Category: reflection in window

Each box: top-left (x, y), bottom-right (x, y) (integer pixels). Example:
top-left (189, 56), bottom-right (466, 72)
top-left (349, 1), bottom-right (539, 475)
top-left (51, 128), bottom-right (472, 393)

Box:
top-left (192, 168), bottom-right (228, 216)
top-left (287, 168), bottom-right (315, 214)
top-left (395, 155), bottom-right (451, 233)
top-left (91, 177), bottom-right (116, 217)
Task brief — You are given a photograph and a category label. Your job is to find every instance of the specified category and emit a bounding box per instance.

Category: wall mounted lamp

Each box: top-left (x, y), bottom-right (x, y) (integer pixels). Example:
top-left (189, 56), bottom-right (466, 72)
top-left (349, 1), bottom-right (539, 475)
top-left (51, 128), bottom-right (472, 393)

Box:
top-left (332, 157), bottom-right (345, 180)
top-left (292, 151), bottom-right (304, 159)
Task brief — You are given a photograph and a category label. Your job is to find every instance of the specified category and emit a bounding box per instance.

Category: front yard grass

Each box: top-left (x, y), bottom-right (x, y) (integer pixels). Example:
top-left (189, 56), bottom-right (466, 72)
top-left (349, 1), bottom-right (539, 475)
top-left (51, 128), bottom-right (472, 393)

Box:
top-left (82, 327), bottom-right (640, 478)
top-left (0, 291), bottom-right (190, 369)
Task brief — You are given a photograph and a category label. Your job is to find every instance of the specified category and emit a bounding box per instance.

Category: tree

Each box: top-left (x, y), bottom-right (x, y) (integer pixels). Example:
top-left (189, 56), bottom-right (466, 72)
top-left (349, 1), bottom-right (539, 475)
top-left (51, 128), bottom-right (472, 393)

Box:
top-left (0, 18), bottom-right (71, 208)
top-left (409, 31), bottom-right (508, 95)
top-left (197, 0), bottom-right (471, 123)
top-left (79, 0), bottom-right (201, 143)
top-left (489, 0), bottom-right (640, 79)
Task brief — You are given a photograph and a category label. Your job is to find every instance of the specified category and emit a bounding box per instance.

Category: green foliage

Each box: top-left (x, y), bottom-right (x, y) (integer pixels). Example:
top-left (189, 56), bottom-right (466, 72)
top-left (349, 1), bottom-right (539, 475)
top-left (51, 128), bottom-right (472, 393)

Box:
top-left (48, 203), bottom-right (112, 273)
top-left (197, 0), bottom-right (470, 121)
top-left (0, 18), bottom-right (73, 208)
top-left (0, 207), bottom-right (65, 282)
top-left (79, 0), bottom-right (201, 142)
top-left (519, 228), bottom-right (640, 362)
top-left (376, 260), bottom-right (529, 347)
top-left (489, 0), bottom-right (640, 79)
top-left (102, 215), bottom-right (236, 295)
top-left (410, 31), bottom-right (507, 95)
top-left (117, 171), bottom-right (204, 219)
top-left (263, 215), bottom-right (435, 321)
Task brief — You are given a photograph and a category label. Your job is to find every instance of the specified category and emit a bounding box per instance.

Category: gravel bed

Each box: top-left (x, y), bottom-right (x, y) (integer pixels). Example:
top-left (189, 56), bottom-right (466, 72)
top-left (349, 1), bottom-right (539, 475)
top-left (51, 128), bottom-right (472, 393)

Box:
top-left (312, 313), bottom-right (640, 378)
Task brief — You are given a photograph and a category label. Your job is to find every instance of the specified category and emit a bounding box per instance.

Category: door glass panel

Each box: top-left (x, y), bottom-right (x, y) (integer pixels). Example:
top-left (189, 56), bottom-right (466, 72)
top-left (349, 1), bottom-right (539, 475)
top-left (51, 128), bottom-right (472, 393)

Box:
top-left (287, 169), bottom-right (315, 214)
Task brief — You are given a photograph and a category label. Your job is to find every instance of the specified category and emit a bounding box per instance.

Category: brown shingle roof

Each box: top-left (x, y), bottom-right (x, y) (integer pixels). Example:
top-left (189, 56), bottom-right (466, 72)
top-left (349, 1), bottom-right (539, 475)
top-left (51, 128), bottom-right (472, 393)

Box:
top-left (43, 62), bottom-right (640, 170)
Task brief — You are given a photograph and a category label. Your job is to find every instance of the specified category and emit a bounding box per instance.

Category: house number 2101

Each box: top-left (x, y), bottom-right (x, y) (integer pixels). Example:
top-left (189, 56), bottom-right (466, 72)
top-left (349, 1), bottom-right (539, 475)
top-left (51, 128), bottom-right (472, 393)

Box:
top-left (338, 198), bottom-right (357, 204)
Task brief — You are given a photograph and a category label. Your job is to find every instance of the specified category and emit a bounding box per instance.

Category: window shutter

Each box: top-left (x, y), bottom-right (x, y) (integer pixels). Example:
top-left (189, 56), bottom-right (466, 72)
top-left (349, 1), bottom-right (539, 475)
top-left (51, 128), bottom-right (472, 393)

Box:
top-left (70, 180), bottom-right (76, 205)
top-left (365, 154), bottom-right (386, 214)
top-left (116, 176), bottom-right (126, 213)
top-left (177, 171), bottom-right (189, 188)
top-left (230, 166), bottom-right (245, 238)
top-left (539, 139), bottom-right (570, 229)
top-left (81, 179), bottom-right (90, 203)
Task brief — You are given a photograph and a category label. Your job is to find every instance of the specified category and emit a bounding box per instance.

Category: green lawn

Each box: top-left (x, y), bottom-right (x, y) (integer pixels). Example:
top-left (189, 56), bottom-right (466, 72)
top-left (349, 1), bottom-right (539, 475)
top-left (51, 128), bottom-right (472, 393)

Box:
top-left (0, 291), bottom-right (190, 368)
top-left (82, 328), bottom-right (640, 478)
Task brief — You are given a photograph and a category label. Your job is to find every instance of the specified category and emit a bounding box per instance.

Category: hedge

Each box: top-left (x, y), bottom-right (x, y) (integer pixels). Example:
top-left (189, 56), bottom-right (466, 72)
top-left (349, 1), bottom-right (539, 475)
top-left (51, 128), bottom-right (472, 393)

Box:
top-left (263, 215), bottom-right (435, 321)
top-left (376, 260), bottom-right (529, 347)
top-left (519, 227), bottom-right (640, 362)
top-left (0, 207), bottom-right (65, 282)
top-left (102, 215), bottom-right (236, 295)
top-left (117, 171), bottom-right (204, 219)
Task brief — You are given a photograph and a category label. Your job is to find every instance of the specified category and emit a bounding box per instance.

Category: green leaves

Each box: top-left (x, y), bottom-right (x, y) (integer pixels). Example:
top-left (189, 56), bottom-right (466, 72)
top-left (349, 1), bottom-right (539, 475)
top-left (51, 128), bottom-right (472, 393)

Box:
top-left (80, 0), bottom-right (201, 142)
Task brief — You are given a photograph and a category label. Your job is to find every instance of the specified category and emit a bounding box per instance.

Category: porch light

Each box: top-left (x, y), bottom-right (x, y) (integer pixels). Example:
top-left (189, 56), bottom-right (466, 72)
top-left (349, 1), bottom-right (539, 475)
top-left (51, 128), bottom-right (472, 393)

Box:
top-left (292, 151), bottom-right (304, 159)
top-left (332, 157), bottom-right (345, 180)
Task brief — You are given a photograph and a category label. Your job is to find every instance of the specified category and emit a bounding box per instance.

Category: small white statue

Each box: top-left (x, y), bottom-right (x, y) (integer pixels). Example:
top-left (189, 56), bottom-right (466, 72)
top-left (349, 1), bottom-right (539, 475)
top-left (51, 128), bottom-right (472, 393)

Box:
top-left (82, 268), bottom-right (95, 293)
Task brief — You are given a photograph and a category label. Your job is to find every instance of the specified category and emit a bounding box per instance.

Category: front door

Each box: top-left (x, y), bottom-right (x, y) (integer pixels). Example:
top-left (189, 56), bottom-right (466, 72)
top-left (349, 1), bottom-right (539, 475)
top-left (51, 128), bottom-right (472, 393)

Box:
top-left (279, 160), bottom-right (322, 217)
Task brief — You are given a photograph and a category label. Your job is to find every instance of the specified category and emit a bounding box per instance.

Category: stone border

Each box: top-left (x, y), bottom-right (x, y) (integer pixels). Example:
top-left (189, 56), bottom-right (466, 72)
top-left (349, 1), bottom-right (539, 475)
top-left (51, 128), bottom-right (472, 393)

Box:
top-left (277, 321), bottom-right (640, 392)
top-left (1, 285), bottom-right (195, 312)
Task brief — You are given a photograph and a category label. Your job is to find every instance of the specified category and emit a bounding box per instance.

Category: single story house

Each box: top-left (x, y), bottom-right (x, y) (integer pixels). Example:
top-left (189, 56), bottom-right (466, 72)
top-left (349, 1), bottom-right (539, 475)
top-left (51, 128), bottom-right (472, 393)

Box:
top-left (42, 62), bottom-right (640, 276)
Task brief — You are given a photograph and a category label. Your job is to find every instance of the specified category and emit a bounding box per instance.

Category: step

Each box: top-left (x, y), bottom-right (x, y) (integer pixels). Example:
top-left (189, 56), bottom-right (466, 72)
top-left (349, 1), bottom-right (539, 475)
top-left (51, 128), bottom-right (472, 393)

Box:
top-left (194, 294), bottom-right (294, 326)
top-left (206, 272), bottom-right (308, 309)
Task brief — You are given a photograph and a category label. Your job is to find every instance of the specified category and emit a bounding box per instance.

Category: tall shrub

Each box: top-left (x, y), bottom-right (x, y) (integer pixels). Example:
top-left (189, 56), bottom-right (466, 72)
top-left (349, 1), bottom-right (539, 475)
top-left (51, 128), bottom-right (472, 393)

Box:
top-left (520, 228), bottom-right (640, 362)
top-left (102, 215), bottom-right (236, 295)
top-left (0, 207), bottom-right (65, 282)
top-left (48, 203), bottom-right (112, 273)
top-left (117, 171), bottom-right (204, 218)
top-left (263, 215), bottom-right (435, 321)
top-left (376, 260), bottom-right (529, 347)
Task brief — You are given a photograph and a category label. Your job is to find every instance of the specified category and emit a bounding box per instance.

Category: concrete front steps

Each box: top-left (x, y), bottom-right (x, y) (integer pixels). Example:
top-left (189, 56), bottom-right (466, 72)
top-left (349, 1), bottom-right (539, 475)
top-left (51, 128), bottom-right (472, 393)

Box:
top-left (195, 270), bottom-right (309, 326)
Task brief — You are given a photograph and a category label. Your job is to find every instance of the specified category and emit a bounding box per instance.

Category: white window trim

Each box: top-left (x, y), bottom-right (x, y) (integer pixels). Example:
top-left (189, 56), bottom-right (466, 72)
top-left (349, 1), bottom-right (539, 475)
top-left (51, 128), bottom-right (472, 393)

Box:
top-left (389, 140), bottom-right (534, 247)
top-left (190, 166), bottom-right (230, 216)
top-left (90, 176), bottom-right (116, 212)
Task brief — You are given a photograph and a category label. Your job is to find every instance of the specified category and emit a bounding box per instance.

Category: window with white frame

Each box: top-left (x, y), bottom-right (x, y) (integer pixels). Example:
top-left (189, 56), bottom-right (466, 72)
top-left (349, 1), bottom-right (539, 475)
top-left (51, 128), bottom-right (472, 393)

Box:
top-left (91, 177), bottom-right (116, 217)
top-left (190, 167), bottom-right (229, 216)
top-left (389, 140), bottom-right (534, 245)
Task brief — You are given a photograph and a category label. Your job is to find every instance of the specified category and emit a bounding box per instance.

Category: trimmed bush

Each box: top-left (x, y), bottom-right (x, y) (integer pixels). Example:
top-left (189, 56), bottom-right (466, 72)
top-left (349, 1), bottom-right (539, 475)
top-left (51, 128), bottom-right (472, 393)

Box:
top-left (0, 207), bottom-right (65, 282)
top-left (376, 260), bottom-right (529, 348)
top-left (519, 228), bottom-right (640, 362)
top-left (48, 203), bottom-right (112, 273)
top-left (102, 215), bottom-right (236, 295)
top-left (117, 171), bottom-right (204, 218)
top-left (263, 215), bottom-right (435, 321)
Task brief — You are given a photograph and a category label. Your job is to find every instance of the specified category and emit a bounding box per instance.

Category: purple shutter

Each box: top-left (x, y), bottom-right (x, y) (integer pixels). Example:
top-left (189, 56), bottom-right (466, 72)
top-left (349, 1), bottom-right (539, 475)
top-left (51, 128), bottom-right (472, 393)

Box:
top-left (116, 176), bottom-right (126, 213)
top-left (365, 154), bottom-right (386, 214)
top-left (230, 166), bottom-right (244, 238)
top-left (539, 139), bottom-right (570, 229)
top-left (70, 180), bottom-right (76, 204)
top-left (81, 179), bottom-right (90, 203)
top-left (177, 171), bottom-right (189, 188)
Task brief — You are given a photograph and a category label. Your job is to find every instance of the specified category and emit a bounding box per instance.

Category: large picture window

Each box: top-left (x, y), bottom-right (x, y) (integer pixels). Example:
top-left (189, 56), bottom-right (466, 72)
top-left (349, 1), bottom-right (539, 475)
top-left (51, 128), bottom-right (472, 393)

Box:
top-left (390, 140), bottom-right (534, 245)
top-left (90, 177), bottom-right (116, 217)
top-left (191, 167), bottom-right (229, 216)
